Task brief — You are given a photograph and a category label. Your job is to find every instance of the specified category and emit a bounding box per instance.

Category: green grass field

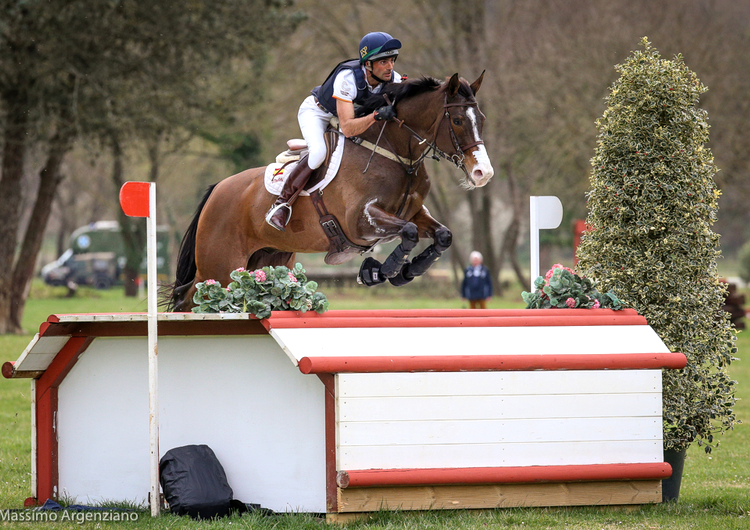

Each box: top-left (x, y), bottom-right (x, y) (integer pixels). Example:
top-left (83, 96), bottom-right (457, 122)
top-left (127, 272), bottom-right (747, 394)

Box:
top-left (0, 282), bottom-right (747, 529)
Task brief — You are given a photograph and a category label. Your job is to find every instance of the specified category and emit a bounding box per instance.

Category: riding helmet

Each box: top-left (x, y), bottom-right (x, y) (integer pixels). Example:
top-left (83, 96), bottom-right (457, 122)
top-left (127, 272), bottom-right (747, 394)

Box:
top-left (359, 32), bottom-right (401, 64)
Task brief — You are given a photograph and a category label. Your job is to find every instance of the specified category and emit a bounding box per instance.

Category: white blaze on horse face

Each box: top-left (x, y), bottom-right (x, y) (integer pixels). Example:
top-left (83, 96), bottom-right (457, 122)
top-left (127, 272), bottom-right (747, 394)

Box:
top-left (466, 107), bottom-right (494, 187)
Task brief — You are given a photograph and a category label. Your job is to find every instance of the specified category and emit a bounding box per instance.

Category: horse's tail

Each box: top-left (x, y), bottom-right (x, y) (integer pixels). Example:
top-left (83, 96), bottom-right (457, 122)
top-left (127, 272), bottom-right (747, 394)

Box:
top-left (162, 184), bottom-right (217, 311)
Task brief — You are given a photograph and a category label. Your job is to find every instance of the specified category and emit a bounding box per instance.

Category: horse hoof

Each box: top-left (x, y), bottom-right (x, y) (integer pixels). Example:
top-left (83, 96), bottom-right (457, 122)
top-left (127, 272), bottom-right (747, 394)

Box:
top-left (358, 257), bottom-right (385, 286)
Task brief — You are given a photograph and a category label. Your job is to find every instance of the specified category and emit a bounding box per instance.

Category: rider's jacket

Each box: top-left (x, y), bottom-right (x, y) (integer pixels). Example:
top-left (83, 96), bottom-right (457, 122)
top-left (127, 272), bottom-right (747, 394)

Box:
top-left (311, 59), bottom-right (375, 115)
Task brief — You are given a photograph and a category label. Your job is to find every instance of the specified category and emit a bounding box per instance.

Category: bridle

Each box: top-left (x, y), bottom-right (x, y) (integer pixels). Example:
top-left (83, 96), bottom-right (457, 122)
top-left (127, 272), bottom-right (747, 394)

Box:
top-left (371, 92), bottom-right (485, 185)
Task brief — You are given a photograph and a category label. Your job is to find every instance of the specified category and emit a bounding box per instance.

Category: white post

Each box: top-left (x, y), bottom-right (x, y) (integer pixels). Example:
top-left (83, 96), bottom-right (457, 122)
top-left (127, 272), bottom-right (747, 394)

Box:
top-left (146, 183), bottom-right (160, 517)
top-left (529, 196), bottom-right (564, 291)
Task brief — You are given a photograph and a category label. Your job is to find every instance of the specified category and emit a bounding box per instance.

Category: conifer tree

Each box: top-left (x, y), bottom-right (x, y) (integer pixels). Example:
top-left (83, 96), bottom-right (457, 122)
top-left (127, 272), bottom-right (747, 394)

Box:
top-left (576, 38), bottom-right (737, 452)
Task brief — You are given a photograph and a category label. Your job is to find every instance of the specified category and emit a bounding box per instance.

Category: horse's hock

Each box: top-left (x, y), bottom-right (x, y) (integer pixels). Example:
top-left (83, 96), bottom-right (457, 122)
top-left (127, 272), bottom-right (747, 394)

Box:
top-left (4, 309), bottom-right (685, 518)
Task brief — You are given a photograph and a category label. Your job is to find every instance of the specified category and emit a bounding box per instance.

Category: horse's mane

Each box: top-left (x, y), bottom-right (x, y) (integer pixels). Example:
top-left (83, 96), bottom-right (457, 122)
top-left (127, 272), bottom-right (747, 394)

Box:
top-left (356, 76), bottom-right (470, 117)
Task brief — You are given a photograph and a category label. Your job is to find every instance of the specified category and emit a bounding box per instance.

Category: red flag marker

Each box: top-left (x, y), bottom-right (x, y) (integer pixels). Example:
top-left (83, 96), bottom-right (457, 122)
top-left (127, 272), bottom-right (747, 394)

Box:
top-left (119, 182), bottom-right (151, 217)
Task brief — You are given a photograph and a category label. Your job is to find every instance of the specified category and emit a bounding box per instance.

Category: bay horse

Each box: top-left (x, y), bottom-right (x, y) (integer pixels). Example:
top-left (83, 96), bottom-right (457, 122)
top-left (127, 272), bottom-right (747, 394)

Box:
top-left (166, 73), bottom-right (494, 311)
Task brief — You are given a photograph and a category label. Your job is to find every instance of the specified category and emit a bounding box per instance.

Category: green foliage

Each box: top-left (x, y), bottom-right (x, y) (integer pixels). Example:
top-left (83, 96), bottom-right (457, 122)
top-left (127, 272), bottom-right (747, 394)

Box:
top-left (576, 38), bottom-right (738, 452)
top-left (199, 131), bottom-right (264, 173)
top-left (737, 240), bottom-right (750, 286)
top-left (192, 263), bottom-right (329, 319)
top-left (522, 264), bottom-right (622, 309)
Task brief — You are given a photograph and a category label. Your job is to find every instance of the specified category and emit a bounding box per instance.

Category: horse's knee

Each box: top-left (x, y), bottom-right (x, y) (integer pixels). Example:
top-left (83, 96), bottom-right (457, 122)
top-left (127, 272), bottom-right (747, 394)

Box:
top-left (434, 226), bottom-right (452, 253)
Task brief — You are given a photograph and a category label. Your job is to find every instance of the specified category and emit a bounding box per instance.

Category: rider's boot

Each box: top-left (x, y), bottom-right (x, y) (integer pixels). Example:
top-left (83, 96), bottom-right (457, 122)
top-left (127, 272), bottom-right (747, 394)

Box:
top-left (265, 155), bottom-right (314, 231)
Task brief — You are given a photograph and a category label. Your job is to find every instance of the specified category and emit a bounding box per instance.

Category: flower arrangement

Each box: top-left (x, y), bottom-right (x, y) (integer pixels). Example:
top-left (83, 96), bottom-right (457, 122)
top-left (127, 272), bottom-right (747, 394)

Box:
top-left (522, 263), bottom-right (623, 310)
top-left (192, 263), bottom-right (329, 319)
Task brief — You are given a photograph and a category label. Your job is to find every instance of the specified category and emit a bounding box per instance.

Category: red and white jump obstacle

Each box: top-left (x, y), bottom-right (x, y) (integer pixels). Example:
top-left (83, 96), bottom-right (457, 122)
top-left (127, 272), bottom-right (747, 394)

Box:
top-left (3, 308), bottom-right (685, 519)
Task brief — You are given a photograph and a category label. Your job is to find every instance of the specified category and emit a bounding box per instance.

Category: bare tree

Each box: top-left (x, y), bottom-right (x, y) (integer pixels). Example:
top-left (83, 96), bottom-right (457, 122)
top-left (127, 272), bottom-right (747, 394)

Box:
top-left (0, 0), bottom-right (302, 332)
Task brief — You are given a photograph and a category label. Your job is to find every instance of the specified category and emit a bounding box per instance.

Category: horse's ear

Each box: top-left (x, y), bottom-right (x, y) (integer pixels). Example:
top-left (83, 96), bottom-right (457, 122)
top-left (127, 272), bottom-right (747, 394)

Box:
top-left (448, 73), bottom-right (460, 96)
top-left (470, 70), bottom-right (485, 95)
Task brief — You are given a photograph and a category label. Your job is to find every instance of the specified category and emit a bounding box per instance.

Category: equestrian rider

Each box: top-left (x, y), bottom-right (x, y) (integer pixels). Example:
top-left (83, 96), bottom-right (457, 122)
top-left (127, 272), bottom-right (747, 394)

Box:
top-left (265, 31), bottom-right (404, 231)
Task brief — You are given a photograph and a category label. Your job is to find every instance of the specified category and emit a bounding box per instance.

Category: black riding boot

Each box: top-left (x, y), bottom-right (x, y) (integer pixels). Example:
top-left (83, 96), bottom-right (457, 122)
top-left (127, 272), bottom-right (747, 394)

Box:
top-left (265, 155), bottom-right (314, 231)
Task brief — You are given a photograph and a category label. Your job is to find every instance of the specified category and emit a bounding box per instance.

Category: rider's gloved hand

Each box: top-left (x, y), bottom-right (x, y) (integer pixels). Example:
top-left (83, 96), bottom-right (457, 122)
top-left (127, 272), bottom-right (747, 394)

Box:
top-left (374, 105), bottom-right (396, 121)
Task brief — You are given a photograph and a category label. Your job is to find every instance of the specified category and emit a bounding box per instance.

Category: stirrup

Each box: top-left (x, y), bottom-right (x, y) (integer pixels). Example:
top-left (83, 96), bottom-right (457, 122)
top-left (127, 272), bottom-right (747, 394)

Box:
top-left (265, 202), bottom-right (292, 231)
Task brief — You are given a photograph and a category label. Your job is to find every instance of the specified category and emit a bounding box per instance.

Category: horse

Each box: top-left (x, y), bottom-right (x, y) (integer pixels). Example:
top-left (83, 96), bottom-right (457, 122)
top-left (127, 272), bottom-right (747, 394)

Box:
top-left (165, 72), bottom-right (494, 311)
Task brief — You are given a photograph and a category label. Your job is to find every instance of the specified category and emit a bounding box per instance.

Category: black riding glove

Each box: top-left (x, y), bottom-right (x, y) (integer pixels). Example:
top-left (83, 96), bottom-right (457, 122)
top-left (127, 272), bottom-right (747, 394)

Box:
top-left (374, 105), bottom-right (396, 121)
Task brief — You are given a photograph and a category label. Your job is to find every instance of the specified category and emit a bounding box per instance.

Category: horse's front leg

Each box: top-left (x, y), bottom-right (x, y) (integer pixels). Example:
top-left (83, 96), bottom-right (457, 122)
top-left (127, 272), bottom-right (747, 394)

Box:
top-left (357, 203), bottom-right (420, 286)
top-left (388, 206), bottom-right (452, 287)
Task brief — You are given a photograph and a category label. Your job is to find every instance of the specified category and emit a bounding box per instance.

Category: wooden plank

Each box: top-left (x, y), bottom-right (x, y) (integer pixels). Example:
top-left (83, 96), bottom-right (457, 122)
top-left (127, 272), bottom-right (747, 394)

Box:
top-left (336, 480), bottom-right (662, 512)
top-left (337, 371), bottom-right (661, 397)
top-left (338, 440), bottom-right (662, 470)
top-left (13, 336), bottom-right (71, 373)
top-left (338, 417), bottom-right (661, 446)
top-left (272, 326), bottom-right (668, 363)
top-left (337, 393), bottom-right (662, 422)
top-left (48, 312), bottom-right (254, 323)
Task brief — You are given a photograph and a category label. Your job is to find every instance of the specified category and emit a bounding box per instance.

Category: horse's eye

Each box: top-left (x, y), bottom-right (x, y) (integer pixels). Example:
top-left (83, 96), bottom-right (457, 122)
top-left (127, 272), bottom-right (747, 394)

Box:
top-left (452, 118), bottom-right (462, 126)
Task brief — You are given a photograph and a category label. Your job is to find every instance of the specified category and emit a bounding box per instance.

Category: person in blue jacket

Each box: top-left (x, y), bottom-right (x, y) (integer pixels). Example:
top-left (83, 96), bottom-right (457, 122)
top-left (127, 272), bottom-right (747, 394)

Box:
top-left (265, 31), bottom-right (403, 231)
top-left (461, 251), bottom-right (493, 309)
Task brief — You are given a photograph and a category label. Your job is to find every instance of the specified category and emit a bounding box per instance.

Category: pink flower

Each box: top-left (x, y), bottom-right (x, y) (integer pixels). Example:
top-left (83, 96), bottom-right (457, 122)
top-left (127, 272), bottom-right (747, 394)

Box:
top-left (254, 270), bottom-right (267, 282)
top-left (565, 297), bottom-right (576, 308)
top-left (593, 300), bottom-right (601, 309)
top-left (235, 267), bottom-right (246, 272)
top-left (545, 266), bottom-right (560, 281)
top-left (205, 279), bottom-right (217, 285)
top-left (546, 263), bottom-right (574, 280)
top-left (288, 271), bottom-right (298, 283)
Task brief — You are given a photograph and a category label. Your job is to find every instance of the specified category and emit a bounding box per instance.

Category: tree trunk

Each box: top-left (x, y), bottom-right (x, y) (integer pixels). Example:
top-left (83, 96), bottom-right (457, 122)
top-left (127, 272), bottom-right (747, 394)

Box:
top-left (0, 92), bottom-right (30, 334)
top-left (9, 132), bottom-right (72, 330)
top-left (479, 187), bottom-right (500, 295)
top-left (498, 161), bottom-right (528, 290)
top-left (424, 174), bottom-right (466, 293)
top-left (108, 134), bottom-right (140, 297)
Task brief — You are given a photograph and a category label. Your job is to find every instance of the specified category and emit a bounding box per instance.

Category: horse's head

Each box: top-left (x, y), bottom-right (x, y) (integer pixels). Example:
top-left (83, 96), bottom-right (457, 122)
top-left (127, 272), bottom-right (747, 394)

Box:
top-left (438, 72), bottom-right (494, 189)
top-left (358, 73), bottom-right (494, 189)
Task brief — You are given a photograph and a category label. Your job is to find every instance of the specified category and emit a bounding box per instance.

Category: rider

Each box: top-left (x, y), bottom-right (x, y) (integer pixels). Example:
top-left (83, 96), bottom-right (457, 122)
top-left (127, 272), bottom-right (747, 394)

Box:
top-left (265, 31), bottom-right (404, 231)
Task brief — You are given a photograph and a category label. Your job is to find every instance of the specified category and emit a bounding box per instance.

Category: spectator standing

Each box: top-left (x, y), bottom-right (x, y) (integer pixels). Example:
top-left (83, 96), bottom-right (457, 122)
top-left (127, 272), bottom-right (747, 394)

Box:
top-left (461, 251), bottom-right (493, 309)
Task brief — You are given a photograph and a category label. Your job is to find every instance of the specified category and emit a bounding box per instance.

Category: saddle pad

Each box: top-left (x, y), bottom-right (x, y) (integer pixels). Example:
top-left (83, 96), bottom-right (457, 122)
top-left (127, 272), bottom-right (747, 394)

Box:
top-left (264, 132), bottom-right (345, 197)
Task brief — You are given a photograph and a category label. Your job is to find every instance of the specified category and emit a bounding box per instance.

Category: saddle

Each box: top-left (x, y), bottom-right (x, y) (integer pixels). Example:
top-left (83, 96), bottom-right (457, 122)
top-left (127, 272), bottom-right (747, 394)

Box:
top-left (268, 128), bottom-right (372, 265)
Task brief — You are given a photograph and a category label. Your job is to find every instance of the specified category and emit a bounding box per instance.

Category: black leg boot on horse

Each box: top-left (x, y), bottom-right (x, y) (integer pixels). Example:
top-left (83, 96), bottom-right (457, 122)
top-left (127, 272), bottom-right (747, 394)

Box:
top-left (388, 226), bottom-right (452, 286)
top-left (265, 154), bottom-right (315, 231)
top-left (358, 223), bottom-right (420, 286)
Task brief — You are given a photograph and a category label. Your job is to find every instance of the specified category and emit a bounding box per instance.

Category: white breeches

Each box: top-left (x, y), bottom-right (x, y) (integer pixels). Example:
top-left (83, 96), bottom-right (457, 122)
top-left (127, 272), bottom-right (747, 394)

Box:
top-left (298, 95), bottom-right (334, 170)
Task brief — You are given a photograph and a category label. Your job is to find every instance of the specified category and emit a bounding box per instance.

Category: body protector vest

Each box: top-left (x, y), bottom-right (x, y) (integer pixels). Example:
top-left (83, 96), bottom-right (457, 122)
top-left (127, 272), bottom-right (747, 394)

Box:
top-left (311, 59), bottom-right (378, 116)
